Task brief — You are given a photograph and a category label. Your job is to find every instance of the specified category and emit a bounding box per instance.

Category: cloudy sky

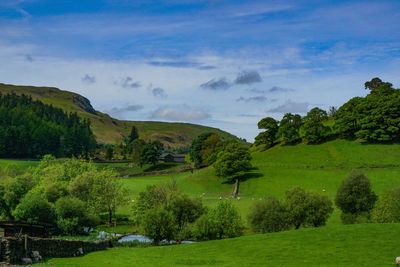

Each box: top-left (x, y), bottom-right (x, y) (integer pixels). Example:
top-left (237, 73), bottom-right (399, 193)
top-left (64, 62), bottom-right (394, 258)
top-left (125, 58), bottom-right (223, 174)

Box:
top-left (1, 0), bottom-right (399, 141)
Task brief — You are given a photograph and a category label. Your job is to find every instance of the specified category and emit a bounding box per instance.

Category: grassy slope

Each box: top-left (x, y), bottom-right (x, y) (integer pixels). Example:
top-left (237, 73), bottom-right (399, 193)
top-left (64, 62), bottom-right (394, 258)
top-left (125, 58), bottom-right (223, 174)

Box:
top-left (42, 224), bottom-right (400, 267)
top-left (3, 140), bottom-right (400, 225)
top-left (0, 83), bottom-right (237, 146)
top-left (117, 140), bottom-right (400, 226)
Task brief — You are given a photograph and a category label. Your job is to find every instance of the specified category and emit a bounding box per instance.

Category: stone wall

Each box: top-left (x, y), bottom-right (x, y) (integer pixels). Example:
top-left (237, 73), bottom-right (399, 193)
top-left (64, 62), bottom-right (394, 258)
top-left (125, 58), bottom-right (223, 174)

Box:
top-left (1, 237), bottom-right (111, 264)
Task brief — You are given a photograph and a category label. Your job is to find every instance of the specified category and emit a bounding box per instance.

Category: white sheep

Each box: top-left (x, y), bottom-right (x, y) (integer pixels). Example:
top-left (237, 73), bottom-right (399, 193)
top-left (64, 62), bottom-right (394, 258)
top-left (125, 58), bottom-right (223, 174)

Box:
top-left (396, 256), bottom-right (400, 266)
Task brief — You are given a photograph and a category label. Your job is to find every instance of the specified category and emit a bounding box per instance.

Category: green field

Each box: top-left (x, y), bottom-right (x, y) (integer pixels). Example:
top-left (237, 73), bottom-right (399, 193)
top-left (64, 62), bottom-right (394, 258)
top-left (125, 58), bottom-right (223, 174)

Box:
top-left (40, 223), bottom-right (400, 267)
top-left (116, 139), bottom-right (400, 226)
top-left (0, 159), bottom-right (38, 176)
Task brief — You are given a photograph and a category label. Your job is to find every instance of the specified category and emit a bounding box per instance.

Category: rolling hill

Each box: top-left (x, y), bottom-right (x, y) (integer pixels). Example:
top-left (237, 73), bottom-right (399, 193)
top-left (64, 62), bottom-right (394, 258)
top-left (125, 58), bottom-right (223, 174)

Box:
top-left (0, 83), bottom-right (238, 146)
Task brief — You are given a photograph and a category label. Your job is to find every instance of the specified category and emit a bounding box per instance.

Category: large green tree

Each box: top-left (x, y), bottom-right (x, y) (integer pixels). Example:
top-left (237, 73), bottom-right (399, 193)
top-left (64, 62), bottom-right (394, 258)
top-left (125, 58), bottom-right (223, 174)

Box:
top-left (335, 78), bottom-right (400, 143)
top-left (254, 117), bottom-right (279, 148)
top-left (278, 113), bottom-right (303, 144)
top-left (140, 141), bottom-right (164, 166)
top-left (364, 77), bottom-right (394, 95)
top-left (190, 133), bottom-right (222, 168)
top-left (303, 107), bottom-right (330, 144)
top-left (214, 141), bottom-right (252, 197)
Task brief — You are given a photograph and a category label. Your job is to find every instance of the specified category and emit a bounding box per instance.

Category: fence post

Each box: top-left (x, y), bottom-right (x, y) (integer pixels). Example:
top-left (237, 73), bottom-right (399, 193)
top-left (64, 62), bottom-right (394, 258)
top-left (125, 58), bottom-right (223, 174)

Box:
top-left (24, 235), bottom-right (28, 258)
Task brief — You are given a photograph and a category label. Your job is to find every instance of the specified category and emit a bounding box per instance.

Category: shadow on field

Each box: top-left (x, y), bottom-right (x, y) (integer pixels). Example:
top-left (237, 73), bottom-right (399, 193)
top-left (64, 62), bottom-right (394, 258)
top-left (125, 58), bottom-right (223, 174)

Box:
top-left (222, 168), bottom-right (264, 184)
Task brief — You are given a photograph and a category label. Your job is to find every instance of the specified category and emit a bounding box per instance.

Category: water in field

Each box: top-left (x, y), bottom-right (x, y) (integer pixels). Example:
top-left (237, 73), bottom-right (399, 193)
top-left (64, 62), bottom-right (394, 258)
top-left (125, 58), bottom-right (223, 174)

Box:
top-left (118, 234), bottom-right (152, 243)
top-left (118, 234), bottom-right (195, 244)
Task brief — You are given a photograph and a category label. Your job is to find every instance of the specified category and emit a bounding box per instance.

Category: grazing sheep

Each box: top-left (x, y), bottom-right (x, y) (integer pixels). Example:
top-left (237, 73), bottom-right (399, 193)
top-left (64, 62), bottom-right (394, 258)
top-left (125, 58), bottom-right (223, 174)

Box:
top-left (396, 256), bottom-right (400, 266)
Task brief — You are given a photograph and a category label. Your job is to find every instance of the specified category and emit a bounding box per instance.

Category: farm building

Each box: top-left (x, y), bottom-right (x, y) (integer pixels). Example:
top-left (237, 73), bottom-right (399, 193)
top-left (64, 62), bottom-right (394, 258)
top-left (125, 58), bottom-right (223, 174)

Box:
top-left (0, 221), bottom-right (53, 238)
top-left (159, 153), bottom-right (186, 163)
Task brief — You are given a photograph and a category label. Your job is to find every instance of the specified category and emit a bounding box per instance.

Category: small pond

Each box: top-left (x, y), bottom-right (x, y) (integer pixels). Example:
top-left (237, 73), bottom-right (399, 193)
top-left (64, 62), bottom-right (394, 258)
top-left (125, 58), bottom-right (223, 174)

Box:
top-left (118, 234), bottom-right (195, 244)
top-left (118, 234), bottom-right (152, 243)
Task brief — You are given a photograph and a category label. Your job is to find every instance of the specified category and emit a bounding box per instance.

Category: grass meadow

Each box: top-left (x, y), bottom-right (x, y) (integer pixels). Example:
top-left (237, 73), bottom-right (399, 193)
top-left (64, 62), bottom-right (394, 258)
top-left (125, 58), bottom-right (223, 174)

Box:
top-left (40, 223), bottom-right (400, 267)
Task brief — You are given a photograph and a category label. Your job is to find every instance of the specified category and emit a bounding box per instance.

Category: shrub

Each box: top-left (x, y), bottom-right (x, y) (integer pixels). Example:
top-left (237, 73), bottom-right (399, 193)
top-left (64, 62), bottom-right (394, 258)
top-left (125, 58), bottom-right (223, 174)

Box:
top-left (304, 193), bottom-right (334, 227)
top-left (168, 195), bottom-right (206, 230)
top-left (335, 171), bottom-right (377, 223)
top-left (286, 187), bottom-right (333, 229)
top-left (45, 183), bottom-right (68, 203)
top-left (193, 214), bottom-right (218, 241)
top-left (372, 188), bottom-right (400, 223)
top-left (194, 201), bottom-right (243, 240)
top-left (13, 192), bottom-right (56, 224)
top-left (0, 173), bottom-right (36, 219)
top-left (55, 196), bottom-right (99, 235)
top-left (248, 197), bottom-right (290, 233)
top-left (132, 183), bottom-right (178, 224)
top-left (142, 207), bottom-right (176, 245)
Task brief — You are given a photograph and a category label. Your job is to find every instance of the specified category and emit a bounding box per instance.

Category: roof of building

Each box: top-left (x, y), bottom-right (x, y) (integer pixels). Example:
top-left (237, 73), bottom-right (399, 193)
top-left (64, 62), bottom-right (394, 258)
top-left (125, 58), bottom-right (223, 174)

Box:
top-left (0, 221), bottom-right (54, 229)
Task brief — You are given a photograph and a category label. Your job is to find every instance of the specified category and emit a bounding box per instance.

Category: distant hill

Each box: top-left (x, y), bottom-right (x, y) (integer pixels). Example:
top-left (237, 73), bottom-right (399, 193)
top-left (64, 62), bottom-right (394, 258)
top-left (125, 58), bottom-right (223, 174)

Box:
top-left (0, 83), bottom-right (239, 146)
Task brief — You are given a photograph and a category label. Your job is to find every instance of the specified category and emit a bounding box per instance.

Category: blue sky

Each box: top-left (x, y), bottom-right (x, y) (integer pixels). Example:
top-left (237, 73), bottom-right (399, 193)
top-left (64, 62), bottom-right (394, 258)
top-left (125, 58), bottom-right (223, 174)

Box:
top-left (1, 0), bottom-right (399, 140)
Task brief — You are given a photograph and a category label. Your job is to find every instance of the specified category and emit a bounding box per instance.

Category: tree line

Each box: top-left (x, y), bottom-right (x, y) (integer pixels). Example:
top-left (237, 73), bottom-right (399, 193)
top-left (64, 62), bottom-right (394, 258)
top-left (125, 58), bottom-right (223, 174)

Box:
top-left (0, 93), bottom-right (96, 158)
top-left (255, 78), bottom-right (400, 148)
top-left (0, 156), bottom-right (126, 235)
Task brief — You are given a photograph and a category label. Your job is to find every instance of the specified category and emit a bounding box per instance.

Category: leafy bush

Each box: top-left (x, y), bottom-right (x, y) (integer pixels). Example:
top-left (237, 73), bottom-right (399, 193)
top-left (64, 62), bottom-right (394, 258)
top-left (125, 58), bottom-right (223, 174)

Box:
top-left (372, 188), bottom-right (400, 223)
top-left (168, 194), bottom-right (206, 230)
top-left (142, 207), bottom-right (176, 245)
top-left (248, 197), bottom-right (290, 233)
top-left (132, 182), bottom-right (178, 224)
top-left (194, 201), bottom-right (243, 240)
top-left (0, 173), bottom-right (36, 219)
top-left (13, 192), bottom-right (56, 224)
top-left (55, 196), bottom-right (99, 235)
top-left (335, 171), bottom-right (377, 223)
top-left (193, 214), bottom-right (218, 241)
top-left (286, 187), bottom-right (333, 229)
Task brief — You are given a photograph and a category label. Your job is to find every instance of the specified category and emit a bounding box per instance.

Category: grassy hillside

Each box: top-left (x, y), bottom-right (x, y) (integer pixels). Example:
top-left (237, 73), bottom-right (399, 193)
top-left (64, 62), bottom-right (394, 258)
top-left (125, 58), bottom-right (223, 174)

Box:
top-left (3, 139), bottom-right (399, 225)
top-left (0, 83), bottom-right (238, 146)
top-left (41, 223), bottom-right (400, 266)
top-left (115, 139), bottom-right (400, 226)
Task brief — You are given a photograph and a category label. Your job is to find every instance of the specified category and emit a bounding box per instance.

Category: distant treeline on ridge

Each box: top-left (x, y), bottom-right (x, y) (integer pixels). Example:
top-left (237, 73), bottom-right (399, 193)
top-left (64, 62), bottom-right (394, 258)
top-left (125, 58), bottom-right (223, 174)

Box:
top-left (0, 93), bottom-right (96, 158)
top-left (255, 78), bottom-right (400, 148)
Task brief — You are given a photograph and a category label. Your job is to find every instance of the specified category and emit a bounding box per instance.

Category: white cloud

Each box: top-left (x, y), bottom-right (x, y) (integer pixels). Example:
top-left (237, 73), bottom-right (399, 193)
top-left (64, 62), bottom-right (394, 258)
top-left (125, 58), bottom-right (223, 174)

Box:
top-left (151, 105), bottom-right (211, 121)
top-left (268, 100), bottom-right (310, 114)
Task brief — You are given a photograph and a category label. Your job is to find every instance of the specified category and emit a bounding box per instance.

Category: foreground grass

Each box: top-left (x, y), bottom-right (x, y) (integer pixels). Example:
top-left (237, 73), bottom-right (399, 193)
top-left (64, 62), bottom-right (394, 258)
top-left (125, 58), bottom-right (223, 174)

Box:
top-left (40, 223), bottom-right (400, 267)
